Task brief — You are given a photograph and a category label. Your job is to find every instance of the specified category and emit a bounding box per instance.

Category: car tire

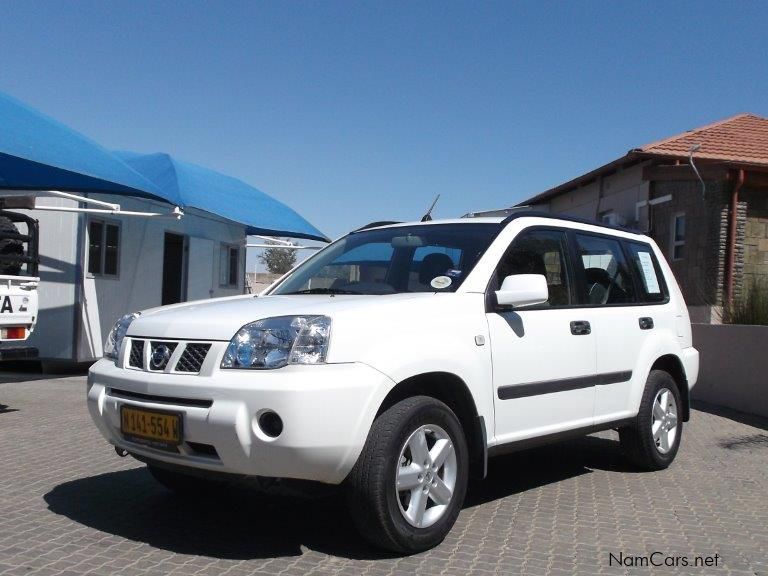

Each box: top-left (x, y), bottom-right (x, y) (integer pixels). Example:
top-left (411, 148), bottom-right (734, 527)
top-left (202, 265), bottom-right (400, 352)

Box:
top-left (0, 216), bottom-right (24, 276)
top-left (147, 464), bottom-right (218, 496)
top-left (346, 395), bottom-right (469, 554)
top-left (619, 370), bottom-right (683, 470)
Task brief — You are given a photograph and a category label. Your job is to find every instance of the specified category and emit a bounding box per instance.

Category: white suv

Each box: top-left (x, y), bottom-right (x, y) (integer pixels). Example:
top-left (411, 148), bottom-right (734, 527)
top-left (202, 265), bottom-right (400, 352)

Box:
top-left (87, 212), bottom-right (699, 553)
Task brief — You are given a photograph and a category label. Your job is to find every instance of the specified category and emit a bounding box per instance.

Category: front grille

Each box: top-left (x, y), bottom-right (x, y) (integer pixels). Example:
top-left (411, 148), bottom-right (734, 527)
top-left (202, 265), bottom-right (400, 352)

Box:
top-left (128, 340), bottom-right (144, 368)
top-left (148, 341), bottom-right (178, 371)
top-left (125, 339), bottom-right (212, 374)
top-left (176, 343), bottom-right (211, 373)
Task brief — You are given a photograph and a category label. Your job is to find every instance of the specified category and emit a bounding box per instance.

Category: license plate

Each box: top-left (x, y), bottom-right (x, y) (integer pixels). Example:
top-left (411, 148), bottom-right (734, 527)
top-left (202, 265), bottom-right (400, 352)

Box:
top-left (120, 406), bottom-right (182, 449)
top-left (0, 295), bottom-right (29, 314)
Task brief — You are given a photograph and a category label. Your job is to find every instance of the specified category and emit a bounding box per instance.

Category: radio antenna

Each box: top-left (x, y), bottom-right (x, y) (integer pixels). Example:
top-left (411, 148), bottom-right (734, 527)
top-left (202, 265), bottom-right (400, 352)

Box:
top-left (421, 194), bottom-right (441, 222)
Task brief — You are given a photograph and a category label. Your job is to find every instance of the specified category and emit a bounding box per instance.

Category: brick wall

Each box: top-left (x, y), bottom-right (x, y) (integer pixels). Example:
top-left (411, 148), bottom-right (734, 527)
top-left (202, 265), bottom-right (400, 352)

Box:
top-left (650, 180), bottom-right (768, 308)
top-left (650, 179), bottom-right (730, 306)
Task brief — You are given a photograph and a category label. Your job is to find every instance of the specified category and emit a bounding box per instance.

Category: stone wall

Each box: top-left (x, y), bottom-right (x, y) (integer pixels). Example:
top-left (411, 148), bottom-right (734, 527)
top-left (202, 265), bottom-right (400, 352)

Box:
top-left (741, 188), bottom-right (768, 292)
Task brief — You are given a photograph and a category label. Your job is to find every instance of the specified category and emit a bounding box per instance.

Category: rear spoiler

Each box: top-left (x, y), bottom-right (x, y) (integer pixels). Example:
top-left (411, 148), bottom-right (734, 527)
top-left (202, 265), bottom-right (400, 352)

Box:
top-left (0, 210), bottom-right (39, 277)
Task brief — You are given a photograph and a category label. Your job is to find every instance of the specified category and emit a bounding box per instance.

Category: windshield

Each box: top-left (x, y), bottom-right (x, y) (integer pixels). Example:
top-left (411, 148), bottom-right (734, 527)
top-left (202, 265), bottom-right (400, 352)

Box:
top-left (271, 223), bottom-right (500, 295)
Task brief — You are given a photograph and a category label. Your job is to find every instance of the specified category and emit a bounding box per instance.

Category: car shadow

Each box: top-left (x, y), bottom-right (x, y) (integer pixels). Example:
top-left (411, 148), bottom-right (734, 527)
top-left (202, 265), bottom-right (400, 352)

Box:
top-left (465, 434), bottom-right (635, 508)
top-left (44, 467), bottom-right (389, 561)
top-left (45, 434), bottom-right (633, 560)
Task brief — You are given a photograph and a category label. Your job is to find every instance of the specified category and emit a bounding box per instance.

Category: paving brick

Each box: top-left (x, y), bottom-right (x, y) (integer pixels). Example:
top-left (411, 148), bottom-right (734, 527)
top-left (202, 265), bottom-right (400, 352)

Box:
top-left (0, 375), bottom-right (766, 576)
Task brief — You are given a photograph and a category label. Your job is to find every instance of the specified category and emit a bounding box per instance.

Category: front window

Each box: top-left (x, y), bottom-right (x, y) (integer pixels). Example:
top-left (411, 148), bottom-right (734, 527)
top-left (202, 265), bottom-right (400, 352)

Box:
top-left (88, 219), bottom-right (120, 277)
top-left (220, 244), bottom-right (240, 287)
top-left (495, 229), bottom-right (574, 307)
top-left (671, 213), bottom-right (685, 260)
top-left (270, 223), bottom-right (500, 295)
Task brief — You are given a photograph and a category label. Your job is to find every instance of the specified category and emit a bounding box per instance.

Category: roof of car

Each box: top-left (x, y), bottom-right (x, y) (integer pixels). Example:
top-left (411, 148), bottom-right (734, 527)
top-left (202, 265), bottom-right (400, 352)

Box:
top-left (356, 211), bottom-right (646, 237)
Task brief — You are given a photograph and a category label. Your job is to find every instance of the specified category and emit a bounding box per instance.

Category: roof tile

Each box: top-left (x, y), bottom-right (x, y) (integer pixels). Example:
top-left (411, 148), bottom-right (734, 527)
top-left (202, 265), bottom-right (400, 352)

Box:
top-left (636, 113), bottom-right (768, 166)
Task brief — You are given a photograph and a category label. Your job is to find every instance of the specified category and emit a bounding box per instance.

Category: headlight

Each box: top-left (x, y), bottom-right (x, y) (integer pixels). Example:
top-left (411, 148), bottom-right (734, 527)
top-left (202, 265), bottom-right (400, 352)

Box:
top-left (221, 315), bottom-right (331, 370)
top-left (104, 312), bottom-right (140, 360)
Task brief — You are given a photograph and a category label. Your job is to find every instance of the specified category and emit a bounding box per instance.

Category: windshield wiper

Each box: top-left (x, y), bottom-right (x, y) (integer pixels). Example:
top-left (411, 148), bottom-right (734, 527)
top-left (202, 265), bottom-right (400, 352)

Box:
top-left (284, 287), bottom-right (362, 295)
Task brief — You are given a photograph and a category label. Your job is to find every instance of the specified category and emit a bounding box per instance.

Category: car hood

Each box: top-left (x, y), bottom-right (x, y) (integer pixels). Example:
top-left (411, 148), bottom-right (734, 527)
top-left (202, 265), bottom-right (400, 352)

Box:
top-left (126, 293), bottom-right (426, 340)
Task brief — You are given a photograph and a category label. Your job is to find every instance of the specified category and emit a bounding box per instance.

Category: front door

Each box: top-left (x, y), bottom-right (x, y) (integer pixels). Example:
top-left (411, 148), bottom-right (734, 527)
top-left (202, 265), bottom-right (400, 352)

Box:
top-left (487, 228), bottom-right (596, 445)
top-left (162, 232), bottom-right (187, 305)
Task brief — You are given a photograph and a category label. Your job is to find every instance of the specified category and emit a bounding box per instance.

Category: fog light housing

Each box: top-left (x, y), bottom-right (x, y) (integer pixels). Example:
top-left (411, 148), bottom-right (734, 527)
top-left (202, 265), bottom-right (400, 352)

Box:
top-left (258, 411), bottom-right (283, 438)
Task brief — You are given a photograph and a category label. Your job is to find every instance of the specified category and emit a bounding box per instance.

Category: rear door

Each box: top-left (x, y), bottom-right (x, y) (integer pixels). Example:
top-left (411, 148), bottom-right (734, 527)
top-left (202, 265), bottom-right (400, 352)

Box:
top-left (487, 227), bottom-right (597, 444)
top-left (593, 240), bottom-right (672, 423)
top-left (571, 233), bottom-right (668, 424)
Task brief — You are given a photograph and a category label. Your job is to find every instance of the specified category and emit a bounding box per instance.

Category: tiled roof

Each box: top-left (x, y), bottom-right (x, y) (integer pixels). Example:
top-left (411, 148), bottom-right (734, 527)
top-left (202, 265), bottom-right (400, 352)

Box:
top-left (634, 113), bottom-right (768, 166)
top-left (517, 113), bottom-right (768, 206)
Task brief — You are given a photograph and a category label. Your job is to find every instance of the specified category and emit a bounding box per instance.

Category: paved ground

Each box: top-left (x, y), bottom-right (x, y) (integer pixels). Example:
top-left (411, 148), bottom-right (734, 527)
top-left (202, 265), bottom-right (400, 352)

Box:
top-left (1, 374), bottom-right (766, 576)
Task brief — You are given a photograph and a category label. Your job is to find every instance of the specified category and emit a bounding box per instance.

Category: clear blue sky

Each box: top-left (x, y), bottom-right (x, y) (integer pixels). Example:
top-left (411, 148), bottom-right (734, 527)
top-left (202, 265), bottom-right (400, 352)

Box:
top-left (1, 1), bottom-right (767, 269)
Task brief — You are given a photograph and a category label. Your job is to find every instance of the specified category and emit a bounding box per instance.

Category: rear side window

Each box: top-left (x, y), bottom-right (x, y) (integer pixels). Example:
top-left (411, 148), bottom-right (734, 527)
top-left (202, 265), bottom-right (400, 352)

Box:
top-left (625, 241), bottom-right (669, 303)
top-left (574, 234), bottom-right (636, 305)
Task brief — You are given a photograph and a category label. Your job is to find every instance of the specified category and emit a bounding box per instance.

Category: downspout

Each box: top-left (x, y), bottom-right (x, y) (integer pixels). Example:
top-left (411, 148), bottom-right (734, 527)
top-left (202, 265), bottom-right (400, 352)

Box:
top-left (725, 169), bottom-right (745, 306)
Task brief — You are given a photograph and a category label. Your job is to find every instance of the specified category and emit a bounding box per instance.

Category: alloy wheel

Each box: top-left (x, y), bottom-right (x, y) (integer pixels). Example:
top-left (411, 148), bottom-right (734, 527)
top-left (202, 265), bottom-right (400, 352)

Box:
top-left (395, 424), bottom-right (458, 528)
top-left (652, 387), bottom-right (678, 454)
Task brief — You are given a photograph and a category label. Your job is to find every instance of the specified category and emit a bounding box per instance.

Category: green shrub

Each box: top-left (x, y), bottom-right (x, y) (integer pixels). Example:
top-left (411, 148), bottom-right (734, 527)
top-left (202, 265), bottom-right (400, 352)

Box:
top-left (722, 280), bottom-right (768, 326)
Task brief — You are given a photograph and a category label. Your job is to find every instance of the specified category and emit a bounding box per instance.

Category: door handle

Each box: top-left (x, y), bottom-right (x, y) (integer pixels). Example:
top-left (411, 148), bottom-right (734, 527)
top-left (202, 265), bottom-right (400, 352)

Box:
top-left (570, 320), bottom-right (591, 335)
top-left (639, 317), bottom-right (654, 330)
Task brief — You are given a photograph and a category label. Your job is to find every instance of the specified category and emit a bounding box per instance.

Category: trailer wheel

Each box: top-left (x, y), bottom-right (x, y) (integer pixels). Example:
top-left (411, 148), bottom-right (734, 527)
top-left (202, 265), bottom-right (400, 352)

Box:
top-left (0, 216), bottom-right (24, 276)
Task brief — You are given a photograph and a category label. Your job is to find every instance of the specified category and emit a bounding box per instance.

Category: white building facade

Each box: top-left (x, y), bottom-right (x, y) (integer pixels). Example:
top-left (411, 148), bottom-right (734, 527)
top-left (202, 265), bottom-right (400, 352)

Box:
top-left (24, 193), bottom-right (246, 363)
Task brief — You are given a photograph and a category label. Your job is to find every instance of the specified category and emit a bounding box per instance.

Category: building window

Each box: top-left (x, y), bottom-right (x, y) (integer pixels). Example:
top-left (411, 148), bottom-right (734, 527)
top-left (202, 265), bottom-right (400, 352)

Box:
top-left (88, 219), bottom-right (120, 277)
top-left (220, 244), bottom-right (240, 287)
top-left (671, 213), bottom-right (685, 260)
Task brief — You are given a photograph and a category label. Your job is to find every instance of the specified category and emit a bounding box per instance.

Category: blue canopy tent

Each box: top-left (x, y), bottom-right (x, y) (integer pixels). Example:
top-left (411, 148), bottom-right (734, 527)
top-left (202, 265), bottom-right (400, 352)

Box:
top-left (0, 91), bottom-right (169, 202)
top-left (0, 91), bottom-right (325, 240)
top-left (116, 152), bottom-right (328, 242)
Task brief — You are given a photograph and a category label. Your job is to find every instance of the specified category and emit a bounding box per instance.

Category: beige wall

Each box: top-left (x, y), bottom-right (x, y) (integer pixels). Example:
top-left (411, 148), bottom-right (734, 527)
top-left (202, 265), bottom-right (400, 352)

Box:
top-left (692, 323), bottom-right (768, 418)
top-left (246, 272), bottom-right (282, 294)
top-left (546, 161), bottom-right (651, 228)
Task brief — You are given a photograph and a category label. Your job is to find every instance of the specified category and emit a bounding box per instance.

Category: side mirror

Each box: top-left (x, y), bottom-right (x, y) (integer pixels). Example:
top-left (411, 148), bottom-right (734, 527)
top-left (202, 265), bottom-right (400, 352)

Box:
top-left (495, 274), bottom-right (549, 308)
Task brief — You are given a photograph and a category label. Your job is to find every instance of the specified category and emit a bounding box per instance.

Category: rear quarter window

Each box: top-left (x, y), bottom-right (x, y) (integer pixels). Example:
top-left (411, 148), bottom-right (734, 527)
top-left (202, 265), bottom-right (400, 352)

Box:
top-left (624, 241), bottom-right (669, 303)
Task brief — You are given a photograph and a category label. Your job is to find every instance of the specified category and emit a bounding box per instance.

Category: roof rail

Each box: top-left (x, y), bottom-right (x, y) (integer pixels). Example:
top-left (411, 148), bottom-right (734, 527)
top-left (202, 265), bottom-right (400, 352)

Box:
top-left (500, 210), bottom-right (643, 235)
top-left (462, 206), bottom-right (532, 218)
top-left (352, 220), bottom-right (402, 233)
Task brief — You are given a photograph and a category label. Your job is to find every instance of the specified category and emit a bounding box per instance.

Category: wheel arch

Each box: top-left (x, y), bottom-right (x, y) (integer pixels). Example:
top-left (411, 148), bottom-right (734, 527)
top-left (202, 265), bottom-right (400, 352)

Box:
top-left (651, 354), bottom-right (690, 421)
top-left (376, 371), bottom-right (487, 479)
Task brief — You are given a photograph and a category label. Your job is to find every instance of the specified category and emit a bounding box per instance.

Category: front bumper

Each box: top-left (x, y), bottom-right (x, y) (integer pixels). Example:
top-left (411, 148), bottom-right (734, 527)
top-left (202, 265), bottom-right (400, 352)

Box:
top-left (87, 358), bottom-right (394, 484)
